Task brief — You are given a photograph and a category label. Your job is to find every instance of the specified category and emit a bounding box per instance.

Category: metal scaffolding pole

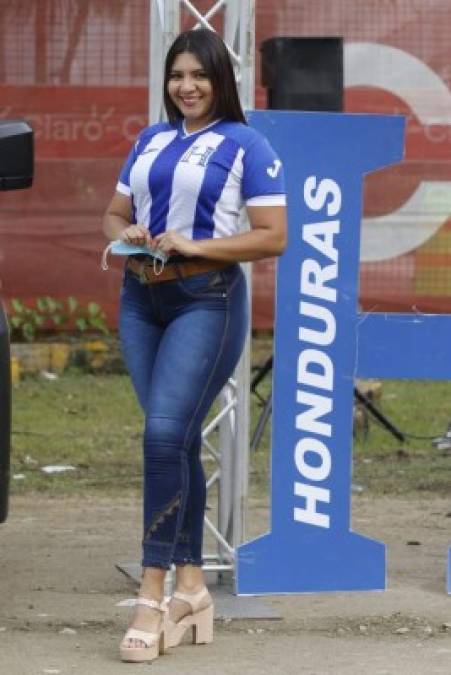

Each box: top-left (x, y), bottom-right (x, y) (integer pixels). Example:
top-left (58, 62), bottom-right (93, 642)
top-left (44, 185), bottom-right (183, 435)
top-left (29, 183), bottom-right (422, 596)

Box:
top-left (148, 0), bottom-right (255, 589)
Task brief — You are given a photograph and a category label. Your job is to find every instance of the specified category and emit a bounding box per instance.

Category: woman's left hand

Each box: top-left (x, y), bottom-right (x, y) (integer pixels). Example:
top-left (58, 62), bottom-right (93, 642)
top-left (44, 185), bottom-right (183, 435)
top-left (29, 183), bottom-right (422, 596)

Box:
top-left (154, 231), bottom-right (202, 258)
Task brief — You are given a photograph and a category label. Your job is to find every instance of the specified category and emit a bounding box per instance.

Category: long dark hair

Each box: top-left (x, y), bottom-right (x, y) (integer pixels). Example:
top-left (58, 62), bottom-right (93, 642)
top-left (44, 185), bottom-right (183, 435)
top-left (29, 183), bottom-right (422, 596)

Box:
top-left (163, 29), bottom-right (246, 125)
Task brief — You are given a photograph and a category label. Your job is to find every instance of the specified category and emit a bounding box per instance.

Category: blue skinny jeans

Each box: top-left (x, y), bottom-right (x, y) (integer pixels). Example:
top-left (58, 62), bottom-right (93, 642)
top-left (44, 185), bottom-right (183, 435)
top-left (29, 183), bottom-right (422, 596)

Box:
top-left (119, 263), bottom-right (248, 570)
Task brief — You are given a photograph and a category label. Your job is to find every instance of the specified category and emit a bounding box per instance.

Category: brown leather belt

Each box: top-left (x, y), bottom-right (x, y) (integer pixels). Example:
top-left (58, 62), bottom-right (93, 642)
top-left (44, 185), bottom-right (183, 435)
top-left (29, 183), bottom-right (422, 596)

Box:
top-left (127, 256), bottom-right (230, 284)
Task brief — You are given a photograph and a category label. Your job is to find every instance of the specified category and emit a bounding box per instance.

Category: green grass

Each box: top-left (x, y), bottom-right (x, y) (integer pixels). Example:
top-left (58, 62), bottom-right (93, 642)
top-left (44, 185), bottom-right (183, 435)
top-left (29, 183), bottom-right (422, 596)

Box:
top-left (10, 341), bottom-right (451, 497)
top-left (352, 380), bottom-right (451, 495)
top-left (12, 372), bottom-right (144, 495)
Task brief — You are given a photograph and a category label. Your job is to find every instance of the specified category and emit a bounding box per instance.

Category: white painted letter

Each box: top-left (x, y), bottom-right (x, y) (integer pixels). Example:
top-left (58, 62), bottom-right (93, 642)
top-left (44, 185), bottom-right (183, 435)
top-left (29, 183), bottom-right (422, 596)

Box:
top-left (297, 348), bottom-right (333, 391)
top-left (296, 391), bottom-right (333, 437)
top-left (294, 481), bottom-right (330, 528)
top-left (294, 437), bottom-right (332, 480)
top-left (303, 220), bottom-right (340, 262)
top-left (304, 176), bottom-right (342, 216)
top-left (299, 301), bottom-right (336, 346)
top-left (300, 259), bottom-right (337, 303)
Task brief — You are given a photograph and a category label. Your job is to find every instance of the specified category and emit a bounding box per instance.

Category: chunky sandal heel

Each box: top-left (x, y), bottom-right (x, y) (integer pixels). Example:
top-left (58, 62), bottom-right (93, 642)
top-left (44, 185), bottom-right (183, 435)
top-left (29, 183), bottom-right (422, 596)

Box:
top-left (192, 603), bottom-right (214, 644)
top-left (164, 587), bottom-right (214, 649)
top-left (159, 630), bottom-right (167, 655)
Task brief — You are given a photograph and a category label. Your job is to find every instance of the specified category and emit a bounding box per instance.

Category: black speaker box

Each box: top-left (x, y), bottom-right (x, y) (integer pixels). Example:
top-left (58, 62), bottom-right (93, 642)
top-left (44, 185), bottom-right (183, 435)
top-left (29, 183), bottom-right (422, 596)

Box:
top-left (0, 120), bottom-right (34, 191)
top-left (261, 37), bottom-right (343, 112)
top-left (0, 304), bottom-right (10, 523)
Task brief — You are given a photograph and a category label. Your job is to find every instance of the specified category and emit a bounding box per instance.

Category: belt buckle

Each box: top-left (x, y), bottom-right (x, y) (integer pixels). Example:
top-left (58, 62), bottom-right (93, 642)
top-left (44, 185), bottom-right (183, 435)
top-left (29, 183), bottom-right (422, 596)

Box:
top-left (138, 263), bottom-right (150, 284)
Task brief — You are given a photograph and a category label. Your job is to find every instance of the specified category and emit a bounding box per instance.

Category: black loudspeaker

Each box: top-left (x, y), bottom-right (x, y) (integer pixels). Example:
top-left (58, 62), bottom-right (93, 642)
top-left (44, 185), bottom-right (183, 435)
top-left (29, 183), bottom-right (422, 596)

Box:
top-left (0, 120), bottom-right (33, 523)
top-left (261, 37), bottom-right (343, 112)
top-left (0, 120), bottom-right (34, 190)
top-left (0, 304), bottom-right (11, 523)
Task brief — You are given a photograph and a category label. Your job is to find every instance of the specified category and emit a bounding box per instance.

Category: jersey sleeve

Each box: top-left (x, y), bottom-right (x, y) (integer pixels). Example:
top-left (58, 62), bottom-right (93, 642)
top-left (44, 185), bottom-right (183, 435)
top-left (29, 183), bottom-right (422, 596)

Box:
top-left (116, 139), bottom-right (138, 196)
top-left (241, 134), bottom-right (286, 207)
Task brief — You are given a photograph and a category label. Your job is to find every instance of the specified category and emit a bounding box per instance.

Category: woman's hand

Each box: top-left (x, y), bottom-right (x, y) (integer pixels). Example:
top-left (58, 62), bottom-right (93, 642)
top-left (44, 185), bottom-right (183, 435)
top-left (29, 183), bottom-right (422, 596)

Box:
top-left (153, 231), bottom-right (201, 258)
top-left (120, 224), bottom-right (153, 248)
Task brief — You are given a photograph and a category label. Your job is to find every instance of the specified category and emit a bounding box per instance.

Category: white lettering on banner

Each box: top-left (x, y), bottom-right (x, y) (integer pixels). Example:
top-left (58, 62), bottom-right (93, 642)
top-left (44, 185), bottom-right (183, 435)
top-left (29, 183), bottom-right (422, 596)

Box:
top-left (295, 437), bottom-right (332, 481)
top-left (297, 349), bottom-right (334, 390)
top-left (294, 176), bottom-right (341, 529)
top-left (303, 220), bottom-right (340, 261)
top-left (300, 260), bottom-right (337, 303)
top-left (296, 390), bottom-right (332, 437)
top-left (294, 482), bottom-right (330, 528)
top-left (304, 176), bottom-right (342, 216)
top-left (299, 302), bottom-right (336, 346)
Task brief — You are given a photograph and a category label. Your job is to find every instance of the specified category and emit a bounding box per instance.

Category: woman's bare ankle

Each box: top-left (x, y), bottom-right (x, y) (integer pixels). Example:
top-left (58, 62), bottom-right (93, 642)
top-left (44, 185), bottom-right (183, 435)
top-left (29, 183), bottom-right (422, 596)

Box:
top-left (175, 582), bottom-right (205, 594)
top-left (139, 566), bottom-right (166, 601)
top-left (174, 564), bottom-right (205, 595)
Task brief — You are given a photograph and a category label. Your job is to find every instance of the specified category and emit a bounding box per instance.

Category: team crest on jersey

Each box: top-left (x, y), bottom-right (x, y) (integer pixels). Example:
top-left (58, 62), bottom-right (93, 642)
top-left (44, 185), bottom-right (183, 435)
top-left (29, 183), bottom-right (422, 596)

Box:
top-left (180, 144), bottom-right (216, 167)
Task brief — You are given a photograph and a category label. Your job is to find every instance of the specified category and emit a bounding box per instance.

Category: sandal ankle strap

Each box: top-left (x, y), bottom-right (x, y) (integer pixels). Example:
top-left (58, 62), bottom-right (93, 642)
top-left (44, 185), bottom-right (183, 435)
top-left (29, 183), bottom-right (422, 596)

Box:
top-left (136, 597), bottom-right (166, 612)
top-left (172, 587), bottom-right (210, 612)
top-left (117, 597), bottom-right (166, 612)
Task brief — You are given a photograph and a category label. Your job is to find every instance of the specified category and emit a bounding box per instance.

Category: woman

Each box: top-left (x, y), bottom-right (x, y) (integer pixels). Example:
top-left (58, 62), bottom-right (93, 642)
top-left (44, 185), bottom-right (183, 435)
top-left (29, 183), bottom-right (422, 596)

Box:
top-left (103, 28), bottom-right (287, 663)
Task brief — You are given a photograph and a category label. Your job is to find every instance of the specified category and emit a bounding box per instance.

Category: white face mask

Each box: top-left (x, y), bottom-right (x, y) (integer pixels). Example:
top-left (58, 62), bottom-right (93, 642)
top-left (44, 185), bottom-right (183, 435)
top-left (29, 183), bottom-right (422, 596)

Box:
top-left (101, 240), bottom-right (168, 275)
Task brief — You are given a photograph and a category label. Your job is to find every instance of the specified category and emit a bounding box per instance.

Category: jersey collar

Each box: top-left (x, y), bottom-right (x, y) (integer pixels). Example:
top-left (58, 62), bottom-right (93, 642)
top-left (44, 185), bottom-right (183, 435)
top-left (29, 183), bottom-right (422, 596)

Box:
top-left (180, 118), bottom-right (222, 138)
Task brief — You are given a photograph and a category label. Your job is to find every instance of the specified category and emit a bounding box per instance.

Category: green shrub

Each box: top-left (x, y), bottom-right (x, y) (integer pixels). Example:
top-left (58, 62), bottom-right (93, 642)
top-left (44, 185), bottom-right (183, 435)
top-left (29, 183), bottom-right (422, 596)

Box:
top-left (8, 296), bottom-right (109, 342)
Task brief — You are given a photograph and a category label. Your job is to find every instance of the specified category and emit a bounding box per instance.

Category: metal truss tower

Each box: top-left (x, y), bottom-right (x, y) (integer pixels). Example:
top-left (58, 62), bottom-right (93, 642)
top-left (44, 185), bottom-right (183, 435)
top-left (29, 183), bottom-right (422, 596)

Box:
top-left (148, 0), bottom-right (255, 587)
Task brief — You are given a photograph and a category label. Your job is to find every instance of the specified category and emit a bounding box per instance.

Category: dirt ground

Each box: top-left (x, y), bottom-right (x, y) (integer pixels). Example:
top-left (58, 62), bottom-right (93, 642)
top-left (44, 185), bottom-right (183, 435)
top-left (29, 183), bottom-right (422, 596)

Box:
top-left (1, 493), bottom-right (450, 675)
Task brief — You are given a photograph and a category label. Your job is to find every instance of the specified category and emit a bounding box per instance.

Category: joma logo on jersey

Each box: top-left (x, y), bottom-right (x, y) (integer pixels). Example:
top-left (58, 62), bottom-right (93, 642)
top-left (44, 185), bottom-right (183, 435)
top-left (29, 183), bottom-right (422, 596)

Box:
top-left (180, 145), bottom-right (216, 167)
top-left (267, 159), bottom-right (282, 178)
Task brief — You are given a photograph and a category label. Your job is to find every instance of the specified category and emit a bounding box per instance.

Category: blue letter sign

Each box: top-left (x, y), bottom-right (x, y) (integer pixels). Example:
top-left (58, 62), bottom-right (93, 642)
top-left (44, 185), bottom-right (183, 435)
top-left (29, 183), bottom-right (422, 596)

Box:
top-left (236, 110), bottom-right (449, 595)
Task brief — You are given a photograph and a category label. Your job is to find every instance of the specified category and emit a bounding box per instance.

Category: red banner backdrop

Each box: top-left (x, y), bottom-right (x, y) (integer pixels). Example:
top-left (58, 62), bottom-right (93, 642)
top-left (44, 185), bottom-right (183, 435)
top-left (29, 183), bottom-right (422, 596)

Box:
top-left (2, 0), bottom-right (451, 329)
top-left (0, 84), bottom-right (148, 325)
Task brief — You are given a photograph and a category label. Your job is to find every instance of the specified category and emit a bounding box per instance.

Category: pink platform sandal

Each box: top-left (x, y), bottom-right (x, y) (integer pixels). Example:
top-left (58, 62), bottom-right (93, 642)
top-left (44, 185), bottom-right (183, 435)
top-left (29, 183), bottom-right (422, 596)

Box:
top-left (119, 597), bottom-right (167, 663)
top-left (164, 587), bottom-right (214, 648)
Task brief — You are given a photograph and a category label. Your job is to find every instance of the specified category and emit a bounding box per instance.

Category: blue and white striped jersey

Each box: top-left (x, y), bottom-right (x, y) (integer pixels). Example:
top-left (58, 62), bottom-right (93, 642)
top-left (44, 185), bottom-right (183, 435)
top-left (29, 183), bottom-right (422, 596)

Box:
top-left (116, 118), bottom-right (286, 241)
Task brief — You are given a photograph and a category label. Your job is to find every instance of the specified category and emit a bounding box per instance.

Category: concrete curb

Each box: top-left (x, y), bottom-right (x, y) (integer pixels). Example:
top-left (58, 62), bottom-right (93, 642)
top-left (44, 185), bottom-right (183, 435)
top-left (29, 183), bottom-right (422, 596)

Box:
top-left (10, 338), bottom-right (124, 382)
